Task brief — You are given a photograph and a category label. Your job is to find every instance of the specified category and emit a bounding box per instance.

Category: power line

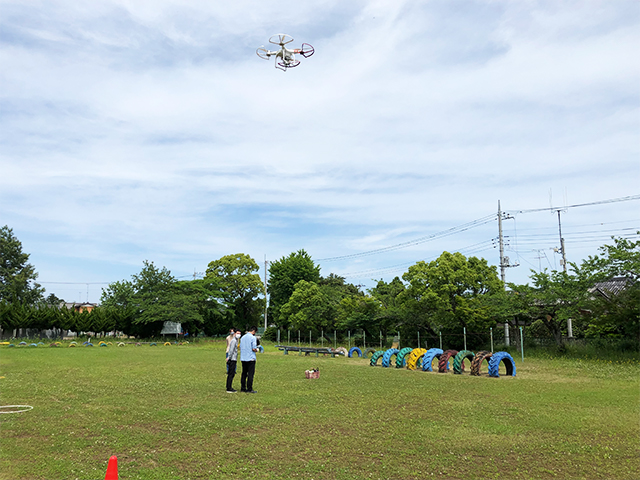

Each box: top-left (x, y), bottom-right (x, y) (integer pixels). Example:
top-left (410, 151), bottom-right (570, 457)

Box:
top-left (316, 214), bottom-right (496, 262)
top-left (508, 194), bottom-right (640, 214)
top-left (339, 239), bottom-right (497, 278)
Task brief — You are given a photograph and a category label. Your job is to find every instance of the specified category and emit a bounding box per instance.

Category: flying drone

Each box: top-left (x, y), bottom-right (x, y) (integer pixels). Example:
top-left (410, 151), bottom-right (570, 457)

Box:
top-left (256, 34), bottom-right (314, 71)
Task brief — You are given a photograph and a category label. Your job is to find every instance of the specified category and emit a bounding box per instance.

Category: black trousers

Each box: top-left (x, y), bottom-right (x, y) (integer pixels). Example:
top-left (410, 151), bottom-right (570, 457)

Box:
top-left (226, 360), bottom-right (237, 391)
top-left (241, 360), bottom-right (256, 391)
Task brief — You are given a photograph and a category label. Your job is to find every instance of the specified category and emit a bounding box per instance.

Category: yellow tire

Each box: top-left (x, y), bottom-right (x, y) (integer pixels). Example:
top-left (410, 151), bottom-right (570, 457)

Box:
top-left (406, 348), bottom-right (428, 370)
top-left (164, 342), bottom-right (171, 346)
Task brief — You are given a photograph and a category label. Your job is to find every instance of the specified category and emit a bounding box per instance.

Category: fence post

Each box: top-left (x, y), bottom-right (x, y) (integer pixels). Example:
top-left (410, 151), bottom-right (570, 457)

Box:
top-left (439, 331), bottom-right (442, 350)
top-left (380, 331), bottom-right (382, 349)
top-left (334, 330), bottom-right (336, 349)
top-left (463, 327), bottom-right (467, 351)
top-left (363, 330), bottom-right (366, 349)
top-left (277, 329), bottom-right (280, 344)
top-left (490, 327), bottom-right (493, 352)
top-left (288, 329), bottom-right (290, 345)
top-left (348, 331), bottom-right (351, 350)
top-left (519, 326), bottom-right (524, 363)
top-left (309, 330), bottom-right (312, 347)
top-left (417, 331), bottom-right (420, 349)
top-left (321, 329), bottom-right (324, 347)
top-left (298, 330), bottom-right (300, 348)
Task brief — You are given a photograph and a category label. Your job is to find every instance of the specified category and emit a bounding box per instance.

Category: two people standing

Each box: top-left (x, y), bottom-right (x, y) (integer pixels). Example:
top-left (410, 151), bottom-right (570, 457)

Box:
top-left (225, 326), bottom-right (259, 394)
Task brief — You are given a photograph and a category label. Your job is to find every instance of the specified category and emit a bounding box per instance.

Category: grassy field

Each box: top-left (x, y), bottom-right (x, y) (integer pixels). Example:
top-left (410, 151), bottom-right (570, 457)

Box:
top-left (1, 341), bottom-right (638, 480)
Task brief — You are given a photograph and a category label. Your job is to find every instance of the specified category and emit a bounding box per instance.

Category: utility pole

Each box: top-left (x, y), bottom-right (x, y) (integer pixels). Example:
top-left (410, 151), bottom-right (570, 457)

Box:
top-left (497, 201), bottom-right (518, 282)
top-left (498, 200), bottom-right (506, 283)
top-left (557, 210), bottom-right (567, 272)
top-left (263, 256), bottom-right (269, 330)
top-left (498, 200), bottom-right (519, 347)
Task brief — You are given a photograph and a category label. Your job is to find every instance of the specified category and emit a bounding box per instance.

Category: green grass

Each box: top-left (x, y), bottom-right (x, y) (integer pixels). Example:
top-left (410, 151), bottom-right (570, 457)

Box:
top-left (1, 341), bottom-right (638, 480)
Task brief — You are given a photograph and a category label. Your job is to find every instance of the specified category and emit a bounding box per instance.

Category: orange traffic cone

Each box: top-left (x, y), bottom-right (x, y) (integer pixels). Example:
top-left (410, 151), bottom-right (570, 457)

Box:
top-left (105, 456), bottom-right (118, 480)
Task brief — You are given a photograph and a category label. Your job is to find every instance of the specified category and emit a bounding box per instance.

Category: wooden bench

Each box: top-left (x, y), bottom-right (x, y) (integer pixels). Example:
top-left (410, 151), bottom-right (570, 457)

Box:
top-left (276, 346), bottom-right (344, 357)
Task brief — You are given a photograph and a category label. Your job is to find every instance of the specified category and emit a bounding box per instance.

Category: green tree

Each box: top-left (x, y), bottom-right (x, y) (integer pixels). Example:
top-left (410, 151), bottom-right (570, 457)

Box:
top-left (0, 225), bottom-right (44, 304)
top-left (100, 280), bottom-right (136, 309)
top-left (174, 279), bottom-right (227, 336)
top-left (368, 277), bottom-right (407, 337)
top-left (101, 261), bottom-right (204, 337)
top-left (205, 254), bottom-right (264, 328)
top-left (402, 252), bottom-right (503, 340)
top-left (508, 268), bottom-right (590, 346)
top-left (268, 249), bottom-right (320, 326)
top-left (580, 235), bottom-right (640, 341)
top-left (279, 280), bottom-right (333, 333)
top-left (336, 295), bottom-right (381, 333)
top-left (581, 235), bottom-right (640, 280)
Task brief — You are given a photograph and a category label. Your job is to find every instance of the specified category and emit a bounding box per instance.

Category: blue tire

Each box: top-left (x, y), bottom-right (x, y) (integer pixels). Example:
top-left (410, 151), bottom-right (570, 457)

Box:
top-left (348, 347), bottom-right (362, 358)
top-left (488, 351), bottom-right (516, 377)
top-left (381, 348), bottom-right (399, 368)
top-left (421, 348), bottom-right (444, 372)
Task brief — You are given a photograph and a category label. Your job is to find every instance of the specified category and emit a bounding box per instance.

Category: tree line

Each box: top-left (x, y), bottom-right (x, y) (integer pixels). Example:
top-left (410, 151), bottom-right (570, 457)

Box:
top-left (1, 224), bottom-right (638, 347)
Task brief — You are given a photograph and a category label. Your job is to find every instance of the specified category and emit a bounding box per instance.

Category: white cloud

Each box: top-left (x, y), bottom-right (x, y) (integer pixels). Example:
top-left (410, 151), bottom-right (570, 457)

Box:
top-left (1, 0), bottom-right (638, 301)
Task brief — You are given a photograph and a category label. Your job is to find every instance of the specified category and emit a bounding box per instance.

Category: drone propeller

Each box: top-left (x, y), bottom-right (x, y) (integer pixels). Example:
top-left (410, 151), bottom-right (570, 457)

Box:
top-left (269, 33), bottom-right (294, 46)
top-left (256, 46), bottom-right (270, 60)
top-left (299, 43), bottom-right (315, 58)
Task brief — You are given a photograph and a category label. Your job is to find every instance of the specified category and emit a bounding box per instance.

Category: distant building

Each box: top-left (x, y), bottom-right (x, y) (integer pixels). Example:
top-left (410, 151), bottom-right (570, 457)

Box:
top-left (63, 302), bottom-right (97, 313)
top-left (587, 277), bottom-right (632, 300)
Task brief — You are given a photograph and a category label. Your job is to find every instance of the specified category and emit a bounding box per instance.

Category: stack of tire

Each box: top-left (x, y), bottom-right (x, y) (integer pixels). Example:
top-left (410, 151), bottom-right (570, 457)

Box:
top-left (369, 347), bottom-right (516, 377)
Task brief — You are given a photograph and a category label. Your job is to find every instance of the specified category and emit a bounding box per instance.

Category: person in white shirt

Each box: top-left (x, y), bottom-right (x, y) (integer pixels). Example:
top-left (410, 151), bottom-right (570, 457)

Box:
top-left (226, 330), bottom-right (241, 393)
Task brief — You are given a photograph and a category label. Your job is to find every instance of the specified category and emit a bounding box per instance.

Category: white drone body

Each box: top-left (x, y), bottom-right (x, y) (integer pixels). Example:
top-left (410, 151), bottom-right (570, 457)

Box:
top-left (256, 34), bottom-right (314, 71)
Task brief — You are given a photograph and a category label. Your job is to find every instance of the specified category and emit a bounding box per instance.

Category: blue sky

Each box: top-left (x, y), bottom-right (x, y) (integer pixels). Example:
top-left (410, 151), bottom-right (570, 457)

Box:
top-left (1, 0), bottom-right (638, 303)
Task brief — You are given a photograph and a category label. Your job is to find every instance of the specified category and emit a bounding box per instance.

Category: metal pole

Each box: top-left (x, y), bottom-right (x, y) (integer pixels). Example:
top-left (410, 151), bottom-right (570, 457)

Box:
top-left (288, 329), bottom-right (290, 345)
top-left (490, 327), bottom-right (493, 352)
top-left (558, 210), bottom-right (567, 273)
top-left (298, 330), bottom-right (300, 348)
top-left (309, 330), bottom-right (311, 347)
top-left (363, 330), bottom-right (366, 349)
top-left (321, 329), bottom-right (324, 347)
top-left (264, 257), bottom-right (269, 330)
top-left (504, 322), bottom-right (510, 347)
top-left (498, 200), bottom-right (506, 283)
top-left (439, 331), bottom-right (442, 350)
top-left (380, 331), bottom-right (382, 349)
top-left (334, 330), bottom-right (336, 349)
top-left (519, 326), bottom-right (524, 362)
top-left (463, 327), bottom-right (467, 351)
top-left (277, 329), bottom-right (280, 344)
top-left (417, 331), bottom-right (420, 349)
top-left (348, 331), bottom-right (351, 350)
top-left (398, 331), bottom-right (400, 349)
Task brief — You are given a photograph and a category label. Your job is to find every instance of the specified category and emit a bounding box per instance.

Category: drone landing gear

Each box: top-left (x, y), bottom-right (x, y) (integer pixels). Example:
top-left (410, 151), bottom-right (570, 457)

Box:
top-left (276, 60), bottom-right (300, 71)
